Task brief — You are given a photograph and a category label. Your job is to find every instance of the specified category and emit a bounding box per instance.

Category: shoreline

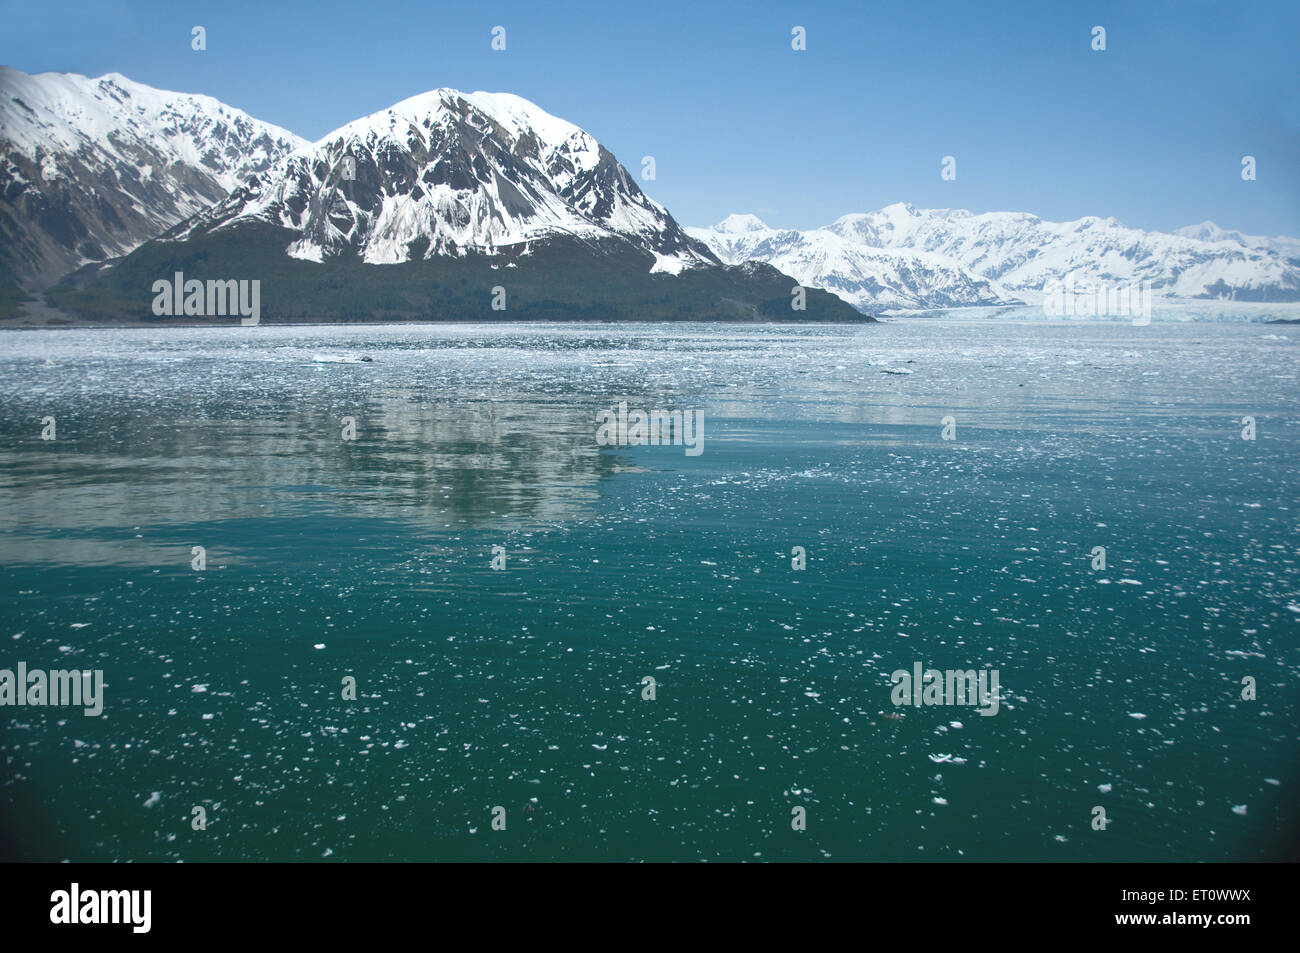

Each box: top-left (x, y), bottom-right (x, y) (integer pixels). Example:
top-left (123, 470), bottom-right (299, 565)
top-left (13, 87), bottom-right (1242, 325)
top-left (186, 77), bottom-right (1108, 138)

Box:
top-left (5, 298), bottom-right (1298, 330)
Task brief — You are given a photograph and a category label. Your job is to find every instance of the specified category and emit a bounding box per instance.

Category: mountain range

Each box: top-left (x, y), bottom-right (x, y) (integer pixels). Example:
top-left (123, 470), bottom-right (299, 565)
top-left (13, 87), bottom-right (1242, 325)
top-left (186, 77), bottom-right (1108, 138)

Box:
top-left (1, 67), bottom-right (853, 323)
top-left (3, 66), bottom-right (1296, 323)
top-left (687, 205), bottom-right (1300, 311)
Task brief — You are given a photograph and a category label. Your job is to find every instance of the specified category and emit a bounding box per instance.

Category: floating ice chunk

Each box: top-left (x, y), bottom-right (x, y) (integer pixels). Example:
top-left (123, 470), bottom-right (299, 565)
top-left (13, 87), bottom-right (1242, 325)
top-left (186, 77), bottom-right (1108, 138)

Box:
top-left (1128, 713), bottom-right (1147, 720)
top-left (1098, 783), bottom-right (1113, 793)
top-left (143, 791), bottom-right (161, 809)
top-left (1231, 804), bottom-right (1247, 816)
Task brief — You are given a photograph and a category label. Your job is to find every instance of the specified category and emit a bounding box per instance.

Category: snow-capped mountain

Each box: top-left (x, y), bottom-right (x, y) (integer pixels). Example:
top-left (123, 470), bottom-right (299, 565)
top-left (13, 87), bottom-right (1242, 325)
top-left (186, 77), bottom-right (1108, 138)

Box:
top-left (690, 204), bottom-right (1300, 310)
top-left (179, 88), bottom-right (713, 274)
top-left (1173, 221), bottom-right (1300, 264)
top-left (0, 66), bottom-right (307, 287)
top-left (48, 87), bottom-right (860, 324)
top-left (686, 213), bottom-right (1020, 311)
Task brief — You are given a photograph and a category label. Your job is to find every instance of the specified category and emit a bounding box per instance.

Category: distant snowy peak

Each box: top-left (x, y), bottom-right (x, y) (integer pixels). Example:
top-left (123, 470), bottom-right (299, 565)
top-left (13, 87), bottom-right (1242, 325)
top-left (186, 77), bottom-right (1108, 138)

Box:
top-left (873, 207), bottom-right (1300, 301)
top-left (192, 88), bottom-right (713, 271)
top-left (686, 212), bottom-right (1021, 311)
top-left (1176, 221), bottom-right (1244, 244)
top-left (1174, 221), bottom-right (1300, 262)
top-left (0, 65), bottom-right (307, 285)
top-left (690, 205), bottom-right (1300, 308)
top-left (713, 213), bottom-right (770, 234)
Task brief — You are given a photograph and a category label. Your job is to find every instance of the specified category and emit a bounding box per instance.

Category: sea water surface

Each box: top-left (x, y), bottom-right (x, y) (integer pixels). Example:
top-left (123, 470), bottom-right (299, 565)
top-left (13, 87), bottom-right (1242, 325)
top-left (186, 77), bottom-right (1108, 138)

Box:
top-left (0, 319), bottom-right (1296, 861)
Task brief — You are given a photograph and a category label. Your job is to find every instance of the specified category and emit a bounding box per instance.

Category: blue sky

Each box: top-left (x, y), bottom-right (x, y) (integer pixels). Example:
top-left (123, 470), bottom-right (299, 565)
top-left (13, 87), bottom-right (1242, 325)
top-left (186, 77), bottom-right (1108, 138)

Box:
top-left (3, 0), bottom-right (1298, 235)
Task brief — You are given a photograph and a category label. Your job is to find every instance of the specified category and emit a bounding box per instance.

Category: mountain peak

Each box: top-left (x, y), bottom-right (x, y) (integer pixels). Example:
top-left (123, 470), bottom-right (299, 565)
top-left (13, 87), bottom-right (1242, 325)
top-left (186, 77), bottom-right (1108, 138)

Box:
top-left (1175, 221), bottom-right (1233, 242)
top-left (329, 88), bottom-right (586, 148)
top-left (879, 201), bottom-right (919, 217)
top-left (197, 84), bottom-right (711, 270)
top-left (713, 213), bottom-right (770, 234)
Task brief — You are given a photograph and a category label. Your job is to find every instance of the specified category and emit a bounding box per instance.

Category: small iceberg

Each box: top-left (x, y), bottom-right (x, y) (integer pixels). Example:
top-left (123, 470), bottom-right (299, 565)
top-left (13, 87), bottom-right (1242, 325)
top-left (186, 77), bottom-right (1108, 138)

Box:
top-left (311, 354), bottom-right (373, 364)
top-left (926, 753), bottom-right (966, 764)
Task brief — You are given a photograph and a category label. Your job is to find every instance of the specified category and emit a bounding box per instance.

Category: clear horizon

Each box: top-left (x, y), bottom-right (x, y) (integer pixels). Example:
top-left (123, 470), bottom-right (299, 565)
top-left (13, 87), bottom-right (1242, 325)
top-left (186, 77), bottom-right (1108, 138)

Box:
top-left (2, 0), bottom-right (1297, 237)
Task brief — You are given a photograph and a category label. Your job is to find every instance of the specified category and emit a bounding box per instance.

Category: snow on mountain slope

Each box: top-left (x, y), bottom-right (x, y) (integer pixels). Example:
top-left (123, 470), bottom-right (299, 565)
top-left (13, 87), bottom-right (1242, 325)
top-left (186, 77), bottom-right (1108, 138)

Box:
top-left (685, 213), bottom-right (1020, 311)
top-left (831, 203), bottom-right (1300, 301)
top-left (690, 203), bottom-right (1300, 308)
top-left (182, 88), bottom-right (714, 271)
top-left (0, 65), bottom-right (307, 286)
top-left (1173, 221), bottom-right (1300, 263)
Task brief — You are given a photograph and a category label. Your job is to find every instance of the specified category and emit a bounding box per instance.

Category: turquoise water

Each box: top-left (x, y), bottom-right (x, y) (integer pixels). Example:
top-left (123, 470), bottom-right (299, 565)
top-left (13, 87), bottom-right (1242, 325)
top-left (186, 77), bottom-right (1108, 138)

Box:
top-left (0, 320), bottom-right (1296, 861)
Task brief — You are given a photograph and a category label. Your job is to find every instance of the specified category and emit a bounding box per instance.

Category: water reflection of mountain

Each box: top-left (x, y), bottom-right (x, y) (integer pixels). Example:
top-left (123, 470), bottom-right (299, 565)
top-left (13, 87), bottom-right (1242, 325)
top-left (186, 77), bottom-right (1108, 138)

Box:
top-left (0, 396), bottom-right (641, 567)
